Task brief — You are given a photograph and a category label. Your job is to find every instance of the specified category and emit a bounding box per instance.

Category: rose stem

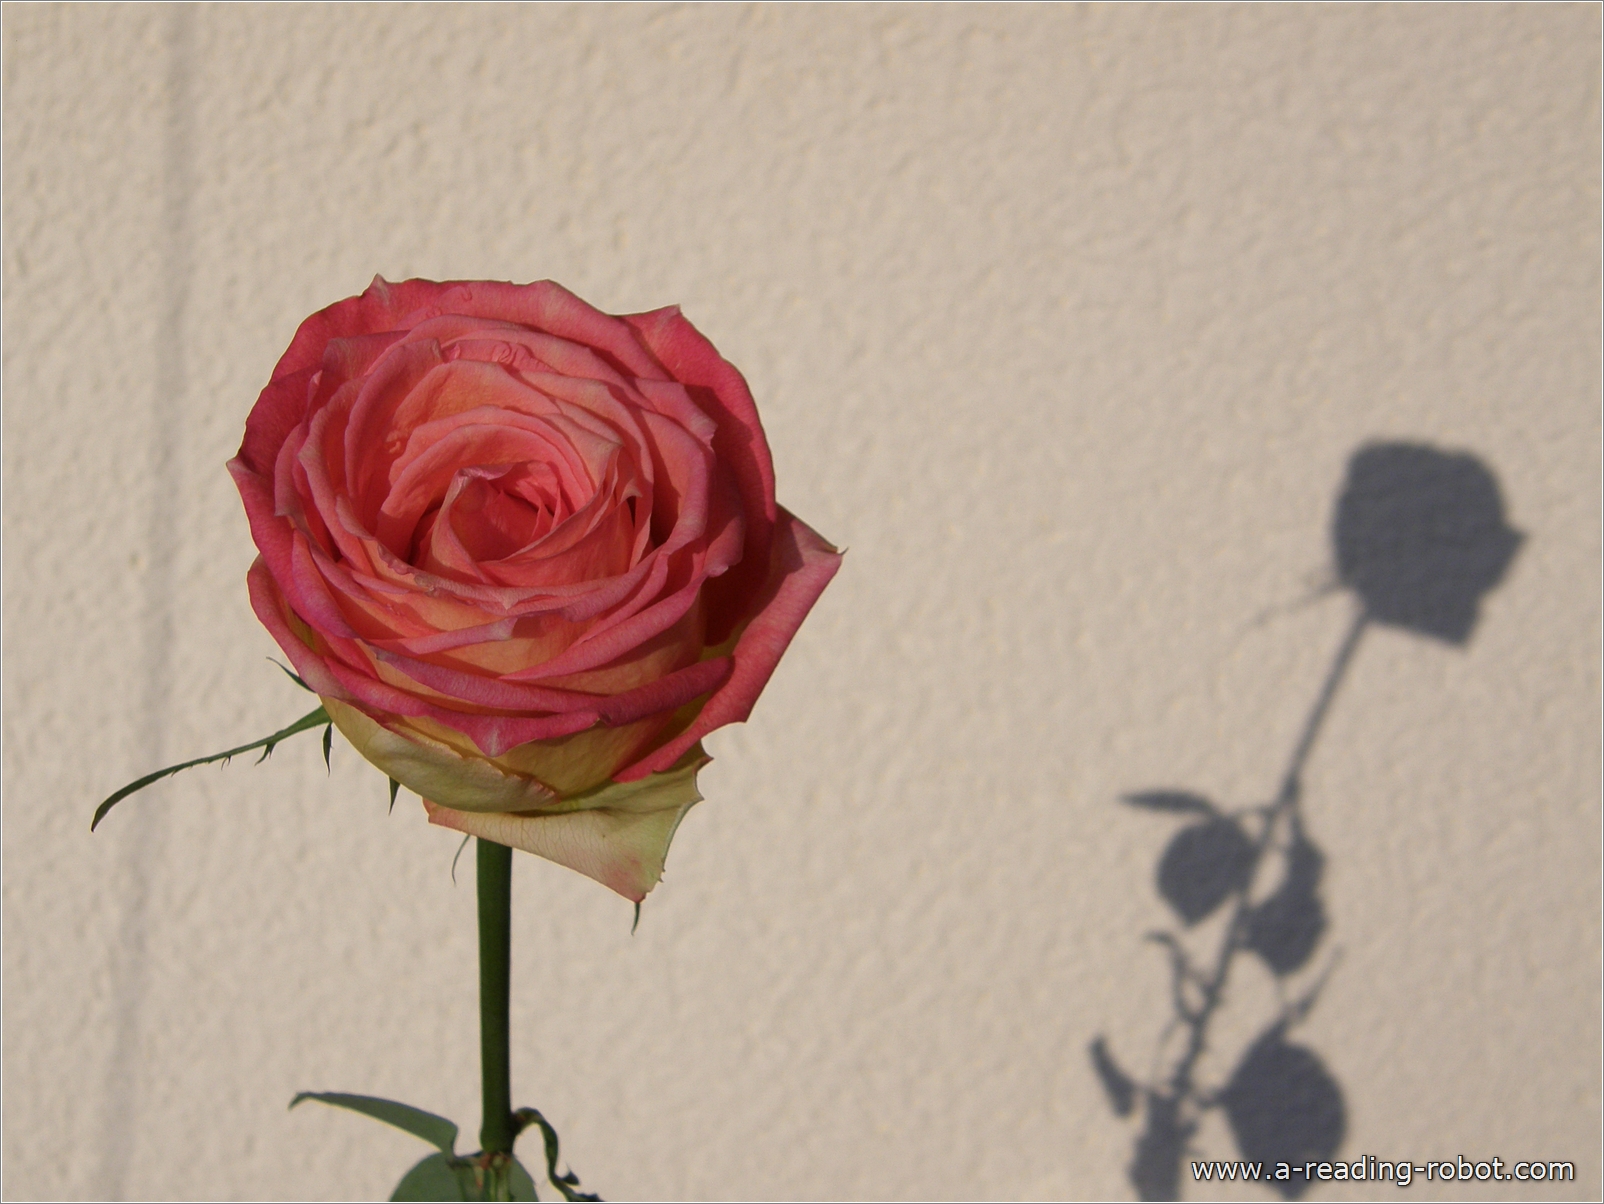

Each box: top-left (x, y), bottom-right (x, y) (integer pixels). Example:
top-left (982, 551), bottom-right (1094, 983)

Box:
top-left (477, 837), bottom-right (516, 1157)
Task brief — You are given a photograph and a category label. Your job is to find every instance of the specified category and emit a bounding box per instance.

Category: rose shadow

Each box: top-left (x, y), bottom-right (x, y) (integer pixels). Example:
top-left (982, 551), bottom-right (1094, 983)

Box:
top-left (1090, 440), bottom-right (1522, 1200)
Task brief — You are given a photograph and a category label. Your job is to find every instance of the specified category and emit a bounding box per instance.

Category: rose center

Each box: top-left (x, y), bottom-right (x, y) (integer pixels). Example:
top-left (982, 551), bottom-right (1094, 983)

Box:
top-left (441, 462), bottom-right (579, 564)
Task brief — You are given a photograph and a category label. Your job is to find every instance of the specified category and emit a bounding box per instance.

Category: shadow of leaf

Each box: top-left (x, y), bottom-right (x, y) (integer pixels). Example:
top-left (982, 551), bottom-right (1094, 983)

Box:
top-left (1130, 1091), bottom-right (1192, 1202)
top-left (1221, 1033), bottom-right (1345, 1200)
top-left (1157, 818), bottom-right (1254, 925)
top-left (1090, 1036), bottom-right (1137, 1117)
top-left (1123, 791), bottom-right (1218, 817)
top-left (1243, 839), bottom-right (1325, 975)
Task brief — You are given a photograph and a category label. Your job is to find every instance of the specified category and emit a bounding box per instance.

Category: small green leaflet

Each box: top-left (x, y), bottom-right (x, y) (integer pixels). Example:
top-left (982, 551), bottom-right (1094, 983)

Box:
top-left (290, 1091), bottom-right (459, 1154)
top-left (90, 706), bottom-right (331, 832)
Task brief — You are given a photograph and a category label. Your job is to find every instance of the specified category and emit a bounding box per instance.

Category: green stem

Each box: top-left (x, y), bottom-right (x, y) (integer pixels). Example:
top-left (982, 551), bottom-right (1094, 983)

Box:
top-left (477, 838), bottom-right (515, 1156)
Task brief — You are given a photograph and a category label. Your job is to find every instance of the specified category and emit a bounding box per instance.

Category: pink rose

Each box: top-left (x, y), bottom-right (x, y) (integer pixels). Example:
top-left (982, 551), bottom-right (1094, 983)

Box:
top-left (229, 277), bottom-right (840, 901)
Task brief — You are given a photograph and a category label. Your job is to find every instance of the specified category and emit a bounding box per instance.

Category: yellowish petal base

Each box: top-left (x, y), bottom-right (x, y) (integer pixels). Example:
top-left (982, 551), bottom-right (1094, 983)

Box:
top-left (325, 695), bottom-right (708, 901)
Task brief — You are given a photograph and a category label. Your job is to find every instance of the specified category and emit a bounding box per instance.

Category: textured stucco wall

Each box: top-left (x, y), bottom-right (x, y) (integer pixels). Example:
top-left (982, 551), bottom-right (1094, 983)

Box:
top-left (3, 4), bottom-right (1598, 1201)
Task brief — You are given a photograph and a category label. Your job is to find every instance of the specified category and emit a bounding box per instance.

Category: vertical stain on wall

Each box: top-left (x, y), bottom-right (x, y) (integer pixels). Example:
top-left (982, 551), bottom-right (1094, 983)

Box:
top-left (96, 6), bottom-right (192, 1197)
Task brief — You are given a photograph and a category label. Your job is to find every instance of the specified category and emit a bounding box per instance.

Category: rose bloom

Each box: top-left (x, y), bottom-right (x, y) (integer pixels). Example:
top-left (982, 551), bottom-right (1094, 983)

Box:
top-left (229, 277), bottom-right (840, 901)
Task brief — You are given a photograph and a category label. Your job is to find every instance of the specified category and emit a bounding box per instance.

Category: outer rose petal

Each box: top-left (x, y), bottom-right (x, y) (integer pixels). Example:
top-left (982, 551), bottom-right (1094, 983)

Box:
top-left (616, 507), bottom-right (843, 781)
top-left (423, 745), bottom-right (710, 903)
top-left (624, 305), bottom-right (776, 645)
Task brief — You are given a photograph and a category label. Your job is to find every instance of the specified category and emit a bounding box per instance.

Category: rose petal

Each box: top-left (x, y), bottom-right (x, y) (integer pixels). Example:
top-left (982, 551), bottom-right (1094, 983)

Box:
top-left (616, 507), bottom-right (841, 780)
top-left (624, 305), bottom-right (777, 643)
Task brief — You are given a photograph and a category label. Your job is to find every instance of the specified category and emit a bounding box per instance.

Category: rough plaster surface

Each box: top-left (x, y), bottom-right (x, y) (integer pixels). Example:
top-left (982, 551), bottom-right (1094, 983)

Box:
top-left (3, 4), bottom-right (1598, 1200)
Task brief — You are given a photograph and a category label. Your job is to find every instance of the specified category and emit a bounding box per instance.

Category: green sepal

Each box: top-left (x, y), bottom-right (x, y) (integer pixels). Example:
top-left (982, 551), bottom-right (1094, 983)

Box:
top-left (390, 777), bottom-right (402, 814)
top-left (91, 705), bottom-right (330, 831)
top-left (270, 658), bottom-right (314, 692)
top-left (290, 1091), bottom-right (458, 1154)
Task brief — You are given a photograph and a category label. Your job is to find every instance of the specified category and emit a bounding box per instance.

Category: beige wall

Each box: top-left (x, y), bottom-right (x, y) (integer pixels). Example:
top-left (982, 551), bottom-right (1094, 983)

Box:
top-left (3, 4), bottom-right (1598, 1200)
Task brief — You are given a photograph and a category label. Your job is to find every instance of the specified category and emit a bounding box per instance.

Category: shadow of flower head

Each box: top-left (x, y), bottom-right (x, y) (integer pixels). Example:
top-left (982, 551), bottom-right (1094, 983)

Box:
top-left (1333, 442), bottom-right (1522, 645)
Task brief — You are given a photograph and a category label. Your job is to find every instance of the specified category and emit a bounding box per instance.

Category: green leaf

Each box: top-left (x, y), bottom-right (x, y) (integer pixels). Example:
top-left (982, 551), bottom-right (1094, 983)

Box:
top-left (506, 1158), bottom-right (541, 1201)
top-left (391, 1152), bottom-right (471, 1201)
top-left (322, 723), bottom-right (334, 772)
top-left (386, 1149), bottom-right (540, 1201)
top-left (91, 706), bottom-right (330, 831)
top-left (290, 1091), bottom-right (458, 1155)
top-left (514, 1108), bottom-right (599, 1201)
top-left (390, 777), bottom-right (402, 814)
